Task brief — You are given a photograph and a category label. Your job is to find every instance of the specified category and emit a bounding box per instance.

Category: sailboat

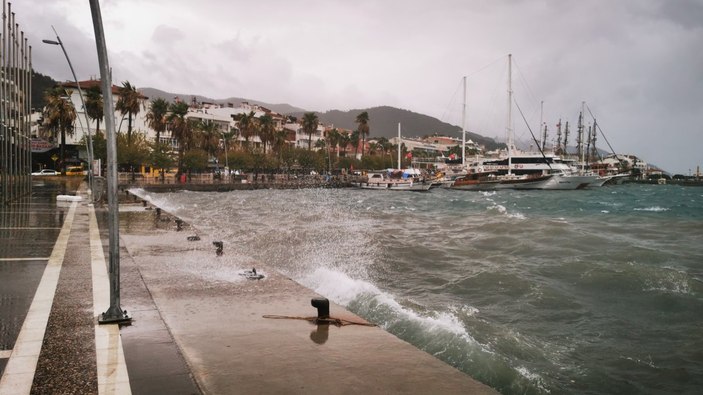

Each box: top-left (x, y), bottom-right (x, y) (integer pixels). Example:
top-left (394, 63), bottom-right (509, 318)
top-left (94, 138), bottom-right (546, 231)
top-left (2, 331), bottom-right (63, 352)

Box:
top-left (452, 54), bottom-right (597, 190)
top-left (452, 54), bottom-right (554, 191)
top-left (351, 123), bottom-right (432, 191)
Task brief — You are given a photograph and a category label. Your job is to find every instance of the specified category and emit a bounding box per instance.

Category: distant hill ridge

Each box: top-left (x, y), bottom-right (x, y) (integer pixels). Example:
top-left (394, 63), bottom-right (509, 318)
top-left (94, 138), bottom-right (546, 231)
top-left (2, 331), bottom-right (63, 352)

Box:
top-left (294, 106), bottom-right (502, 150)
top-left (139, 87), bottom-right (307, 115)
top-left (141, 88), bottom-right (503, 150)
top-left (33, 79), bottom-right (502, 150)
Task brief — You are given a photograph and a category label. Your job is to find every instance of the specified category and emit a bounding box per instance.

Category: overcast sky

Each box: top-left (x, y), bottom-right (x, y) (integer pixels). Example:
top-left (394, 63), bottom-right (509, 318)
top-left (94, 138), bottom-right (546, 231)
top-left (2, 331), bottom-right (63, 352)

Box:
top-left (11, 0), bottom-right (703, 174)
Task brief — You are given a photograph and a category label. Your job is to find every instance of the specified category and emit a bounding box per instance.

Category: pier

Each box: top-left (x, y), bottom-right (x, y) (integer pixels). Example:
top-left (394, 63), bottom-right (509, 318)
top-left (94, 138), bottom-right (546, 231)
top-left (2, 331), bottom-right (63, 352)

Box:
top-left (0, 178), bottom-right (497, 394)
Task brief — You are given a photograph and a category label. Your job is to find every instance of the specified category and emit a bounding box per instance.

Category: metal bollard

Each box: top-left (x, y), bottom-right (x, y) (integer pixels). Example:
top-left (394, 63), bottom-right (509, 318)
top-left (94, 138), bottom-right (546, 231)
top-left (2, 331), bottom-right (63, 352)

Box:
top-left (175, 219), bottom-right (183, 231)
top-left (156, 207), bottom-right (161, 216)
top-left (311, 297), bottom-right (330, 319)
top-left (213, 241), bottom-right (223, 256)
top-left (142, 200), bottom-right (147, 207)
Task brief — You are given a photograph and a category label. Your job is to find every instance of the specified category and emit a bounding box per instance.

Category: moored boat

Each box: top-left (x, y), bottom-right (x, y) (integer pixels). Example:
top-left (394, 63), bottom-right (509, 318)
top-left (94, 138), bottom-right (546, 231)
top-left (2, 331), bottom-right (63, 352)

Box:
top-left (352, 171), bottom-right (432, 191)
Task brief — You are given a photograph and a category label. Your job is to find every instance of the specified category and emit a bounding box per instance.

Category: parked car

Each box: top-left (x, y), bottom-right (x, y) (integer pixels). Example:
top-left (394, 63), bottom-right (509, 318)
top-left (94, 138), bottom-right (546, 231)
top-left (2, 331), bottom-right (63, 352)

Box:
top-left (31, 169), bottom-right (59, 176)
top-left (65, 166), bottom-right (87, 176)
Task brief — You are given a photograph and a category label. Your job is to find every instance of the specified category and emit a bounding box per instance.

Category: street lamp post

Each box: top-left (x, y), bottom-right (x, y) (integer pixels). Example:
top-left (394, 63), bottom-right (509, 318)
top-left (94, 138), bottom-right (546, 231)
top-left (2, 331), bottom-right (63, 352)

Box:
top-left (90, 0), bottom-right (130, 324)
top-left (42, 26), bottom-right (95, 198)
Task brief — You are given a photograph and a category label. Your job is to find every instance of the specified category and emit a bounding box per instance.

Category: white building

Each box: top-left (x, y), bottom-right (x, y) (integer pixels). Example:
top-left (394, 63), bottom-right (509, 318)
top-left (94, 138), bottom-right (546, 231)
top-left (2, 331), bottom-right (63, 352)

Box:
top-left (43, 81), bottom-right (323, 160)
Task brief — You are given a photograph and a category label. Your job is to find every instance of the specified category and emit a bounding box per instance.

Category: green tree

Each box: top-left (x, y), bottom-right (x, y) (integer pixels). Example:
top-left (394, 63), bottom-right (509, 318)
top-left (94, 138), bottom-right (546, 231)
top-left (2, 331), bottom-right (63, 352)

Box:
top-left (339, 131), bottom-right (351, 157)
top-left (146, 98), bottom-right (169, 144)
top-left (84, 86), bottom-right (103, 134)
top-left (327, 128), bottom-right (340, 158)
top-left (301, 112), bottom-right (319, 151)
top-left (116, 81), bottom-right (142, 144)
top-left (355, 111), bottom-right (370, 156)
top-left (43, 87), bottom-right (76, 174)
top-left (117, 132), bottom-right (150, 180)
top-left (196, 120), bottom-right (221, 159)
top-left (167, 101), bottom-right (193, 173)
top-left (258, 114), bottom-right (275, 154)
top-left (150, 141), bottom-right (175, 183)
top-left (271, 129), bottom-right (289, 164)
top-left (233, 111), bottom-right (258, 150)
top-left (350, 130), bottom-right (360, 159)
top-left (182, 149), bottom-right (209, 173)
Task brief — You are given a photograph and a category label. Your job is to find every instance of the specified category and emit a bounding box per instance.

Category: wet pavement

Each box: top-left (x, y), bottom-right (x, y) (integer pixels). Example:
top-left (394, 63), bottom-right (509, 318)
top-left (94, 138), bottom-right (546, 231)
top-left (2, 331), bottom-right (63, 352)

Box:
top-left (0, 178), bottom-right (497, 394)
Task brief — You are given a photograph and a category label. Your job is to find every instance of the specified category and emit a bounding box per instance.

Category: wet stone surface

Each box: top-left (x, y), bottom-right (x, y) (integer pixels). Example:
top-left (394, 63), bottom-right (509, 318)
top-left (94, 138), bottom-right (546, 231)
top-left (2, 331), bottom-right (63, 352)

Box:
top-left (32, 203), bottom-right (98, 394)
top-left (0, 261), bottom-right (47, 353)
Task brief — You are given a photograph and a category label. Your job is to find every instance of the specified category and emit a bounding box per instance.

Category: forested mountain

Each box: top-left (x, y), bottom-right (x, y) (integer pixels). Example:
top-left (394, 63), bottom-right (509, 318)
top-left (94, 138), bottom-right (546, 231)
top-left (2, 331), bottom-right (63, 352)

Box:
top-left (139, 87), bottom-right (306, 115)
top-left (30, 70), bottom-right (58, 110)
top-left (293, 106), bottom-right (504, 151)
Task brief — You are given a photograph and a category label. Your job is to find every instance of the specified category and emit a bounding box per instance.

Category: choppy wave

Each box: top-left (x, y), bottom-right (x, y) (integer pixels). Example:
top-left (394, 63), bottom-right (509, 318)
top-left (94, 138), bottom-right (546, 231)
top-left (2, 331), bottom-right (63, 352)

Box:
top-left (633, 206), bottom-right (670, 212)
top-left (141, 184), bottom-right (703, 394)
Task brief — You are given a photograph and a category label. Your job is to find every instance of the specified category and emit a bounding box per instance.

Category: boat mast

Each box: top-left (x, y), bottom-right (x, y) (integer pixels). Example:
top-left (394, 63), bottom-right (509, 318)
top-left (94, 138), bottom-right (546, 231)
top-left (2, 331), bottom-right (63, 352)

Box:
top-left (461, 76), bottom-right (466, 168)
top-left (580, 101), bottom-right (585, 172)
top-left (507, 54), bottom-right (513, 174)
top-left (537, 100), bottom-right (547, 151)
top-left (556, 119), bottom-right (562, 155)
top-left (542, 123), bottom-right (548, 152)
top-left (397, 122), bottom-right (401, 169)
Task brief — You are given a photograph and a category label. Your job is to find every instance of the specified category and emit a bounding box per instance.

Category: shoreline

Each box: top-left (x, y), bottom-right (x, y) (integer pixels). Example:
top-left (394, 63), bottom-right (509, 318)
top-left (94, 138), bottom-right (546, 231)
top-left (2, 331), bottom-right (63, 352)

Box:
top-left (121, 188), bottom-right (498, 394)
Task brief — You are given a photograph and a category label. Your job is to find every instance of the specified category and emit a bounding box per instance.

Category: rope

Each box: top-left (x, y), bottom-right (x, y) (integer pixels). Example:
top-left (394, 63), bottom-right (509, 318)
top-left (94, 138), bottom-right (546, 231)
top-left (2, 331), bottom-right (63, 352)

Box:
top-left (263, 315), bottom-right (376, 327)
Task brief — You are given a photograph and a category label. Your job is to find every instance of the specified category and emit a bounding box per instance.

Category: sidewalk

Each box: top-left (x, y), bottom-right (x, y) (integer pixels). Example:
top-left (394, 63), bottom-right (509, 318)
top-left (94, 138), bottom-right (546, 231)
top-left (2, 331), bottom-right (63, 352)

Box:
top-left (0, 179), bottom-right (497, 394)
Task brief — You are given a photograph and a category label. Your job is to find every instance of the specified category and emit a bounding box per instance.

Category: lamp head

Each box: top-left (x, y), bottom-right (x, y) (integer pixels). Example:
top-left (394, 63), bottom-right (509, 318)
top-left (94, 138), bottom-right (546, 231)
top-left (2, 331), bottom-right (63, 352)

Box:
top-left (42, 39), bottom-right (60, 45)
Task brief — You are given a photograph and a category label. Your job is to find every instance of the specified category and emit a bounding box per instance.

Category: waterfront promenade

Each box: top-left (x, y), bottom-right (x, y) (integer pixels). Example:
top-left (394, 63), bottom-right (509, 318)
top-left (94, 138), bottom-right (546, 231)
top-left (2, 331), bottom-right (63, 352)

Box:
top-left (0, 178), bottom-right (497, 394)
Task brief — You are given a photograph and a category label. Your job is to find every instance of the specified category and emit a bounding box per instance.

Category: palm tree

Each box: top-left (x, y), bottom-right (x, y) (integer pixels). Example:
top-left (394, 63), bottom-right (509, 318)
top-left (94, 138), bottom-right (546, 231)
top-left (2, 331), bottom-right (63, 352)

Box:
top-left (146, 98), bottom-right (169, 144)
top-left (43, 87), bottom-right (77, 174)
top-left (350, 130), bottom-right (360, 158)
top-left (355, 111), bottom-right (370, 156)
top-left (233, 111), bottom-right (258, 150)
top-left (167, 101), bottom-right (193, 173)
top-left (116, 81), bottom-right (142, 144)
top-left (84, 86), bottom-right (103, 134)
top-left (327, 128), bottom-right (341, 158)
top-left (339, 132), bottom-right (351, 157)
top-left (272, 129), bottom-right (288, 163)
top-left (301, 112), bottom-right (319, 151)
top-left (196, 120), bottom-right (221, 159)
top-left (377, 137), bottom-right (391, 167)
top-left (368, 142), bottom-right (379, 155)
top-left (258, 114), bottom-right (275, 154)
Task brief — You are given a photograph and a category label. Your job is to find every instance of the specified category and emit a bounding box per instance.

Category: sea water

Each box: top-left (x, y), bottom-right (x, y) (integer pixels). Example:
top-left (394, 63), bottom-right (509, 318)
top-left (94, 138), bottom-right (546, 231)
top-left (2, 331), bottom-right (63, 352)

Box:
top-left (135, 184), bottom-right (703, 394)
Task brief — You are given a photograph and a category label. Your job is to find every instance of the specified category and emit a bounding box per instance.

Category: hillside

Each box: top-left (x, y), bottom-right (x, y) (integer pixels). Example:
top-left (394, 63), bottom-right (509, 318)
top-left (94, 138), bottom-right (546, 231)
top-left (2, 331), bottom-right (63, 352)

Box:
top-left (139, 87), bottom-right (306, 115)
top-left (292, 106), bottom-right (503, 151)
top-left (31, 71), bottom-right (59, 110)
top-left (32, 80), bottom-right (502, 150)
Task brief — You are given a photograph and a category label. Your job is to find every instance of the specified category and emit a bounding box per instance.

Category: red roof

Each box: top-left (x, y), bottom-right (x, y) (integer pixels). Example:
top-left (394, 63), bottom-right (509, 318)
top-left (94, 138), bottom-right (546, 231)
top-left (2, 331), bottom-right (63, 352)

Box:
top-left (60, 80), bottom-right (149, 99)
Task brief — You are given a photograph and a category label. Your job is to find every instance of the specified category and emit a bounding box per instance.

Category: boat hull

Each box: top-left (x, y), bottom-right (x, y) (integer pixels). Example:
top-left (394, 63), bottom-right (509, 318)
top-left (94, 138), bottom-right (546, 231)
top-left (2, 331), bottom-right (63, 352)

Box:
top-left (543, 174), bottom-right (598, 190)
top-left (352, 181), bottom-right (432, 191)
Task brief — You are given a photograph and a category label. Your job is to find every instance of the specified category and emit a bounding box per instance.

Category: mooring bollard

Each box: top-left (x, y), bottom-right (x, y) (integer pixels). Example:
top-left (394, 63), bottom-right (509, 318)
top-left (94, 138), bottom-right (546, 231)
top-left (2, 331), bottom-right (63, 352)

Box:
top-left (156, 207), bottom-right (161, 216)
top-left (175, 218), bottom-right (183, 231)
top-left (142, 200), bottom-right (147, 207)
top-left (213, 241), bottom-right (223, 256)
top-left (311, 297), bottom-right (330, 319)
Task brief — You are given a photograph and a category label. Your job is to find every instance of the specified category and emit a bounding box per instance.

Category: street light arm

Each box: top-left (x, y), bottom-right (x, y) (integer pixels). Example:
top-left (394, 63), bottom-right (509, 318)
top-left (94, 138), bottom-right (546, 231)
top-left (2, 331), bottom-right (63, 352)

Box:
top-left (43, 25), bottom-right (94, 192)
